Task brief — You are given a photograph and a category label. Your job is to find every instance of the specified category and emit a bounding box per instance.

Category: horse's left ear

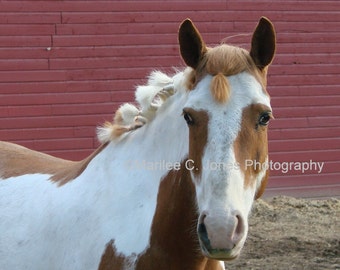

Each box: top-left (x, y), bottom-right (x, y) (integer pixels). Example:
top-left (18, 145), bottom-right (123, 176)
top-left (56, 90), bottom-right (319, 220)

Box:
top-left (250, 17), bottom-right (276, 70)
top-left (178, 19), bottom-right (207, 69)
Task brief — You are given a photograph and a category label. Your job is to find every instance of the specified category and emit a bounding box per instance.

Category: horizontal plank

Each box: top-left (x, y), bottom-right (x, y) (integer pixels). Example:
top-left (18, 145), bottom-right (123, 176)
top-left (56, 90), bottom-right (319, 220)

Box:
top-left (1, 105), bottom-right (52, 117)
top-left (0, 12), bottom-right (61, 24)
top-left (270, 116), bottom-right (340, 129)
top-left (0, 67), bottom-right (152, 82)
top-left (269, 138), bottom-right (340, 152)
top-left (273, 106), bottom-right (340, 118)
top-left (0, 47), bottom-right (51, 59)
top-left (0, 24), bottom-right (55, 36)
top-left (270, 64), bottom-right (340, 75)
top-left (0, 92), bottom-right (111, 106)
top-left (269, 85), bottom-right (339, 97)
top-left (49, 55), bottom-right (181, 70)
top-left (0, 1), bottom-right (234, 12)
top-left (267, 173), bottom-right (340, 189)
top-left (271, 95), bottom-right (340, 107)
top-left (269, 126), bottom-right (340, 140)
top-left (274, 53), bottom-right (340, 65)
top-left (0, 114), bottom-right (107, 129)
top-left (60, 11), bottom-right (340, 25)
top-left (225, 1), bottom-right (340, 12)
top-left (277, 32), bottom-right (340, 43)
top-left (52, 33), bottom-right (178, 47)
top-left (235, 21), bottom-right (340, 32)
top-left (56, 22), bottom-right (183, 35)
top-left (264, 184), bottom-right (340, 199)
top-left (0, 127), bottom-right (89, 141)
top-left (0, 59), bottom-right (48, 71)
top-left (270, 150), bottom-right (340, 163)
top-left (278, 43), bottom-right (340, 54)
top-left (0, 36), bottom-right (51, 47)
top-left (268, 161), bottom-right (340, 177)
top-left (268, 75), bottom-right (339, 86)
top-left (0, 102), bottom-right (115, 118)
top-left (0, 45), bottom-right (178, 59)
top-left (0, 80), bottom-right (138, 94)
top-left (271, 117), bottom-right (340, 129)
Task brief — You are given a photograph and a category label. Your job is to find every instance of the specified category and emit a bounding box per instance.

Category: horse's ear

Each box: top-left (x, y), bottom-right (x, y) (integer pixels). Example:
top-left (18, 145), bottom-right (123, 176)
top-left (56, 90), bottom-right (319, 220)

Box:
top-left (178, 19), bottom-right (207, 69)
top-left (250, 17), bottom-right (276, 70)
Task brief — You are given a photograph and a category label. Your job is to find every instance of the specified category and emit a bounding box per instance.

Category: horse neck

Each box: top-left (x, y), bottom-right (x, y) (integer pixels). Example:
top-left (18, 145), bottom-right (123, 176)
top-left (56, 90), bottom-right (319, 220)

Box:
top-left (134, 163), bottom-right (199, 267)
top-left (135, 163), bottom-right (223, 269)
top-left (99, 84), bottom-right (190, 179)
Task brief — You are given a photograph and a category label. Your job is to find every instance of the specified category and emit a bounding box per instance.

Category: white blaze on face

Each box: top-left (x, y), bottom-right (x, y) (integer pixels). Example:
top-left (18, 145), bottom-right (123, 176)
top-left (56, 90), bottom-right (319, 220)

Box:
top-left (185, 71), bottom-right (271, 256)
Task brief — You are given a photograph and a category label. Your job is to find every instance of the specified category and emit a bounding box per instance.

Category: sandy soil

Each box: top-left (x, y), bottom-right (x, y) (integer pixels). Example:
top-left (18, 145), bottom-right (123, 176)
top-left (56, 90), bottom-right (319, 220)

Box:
top-left (225, 196), bottom-right (340, 270)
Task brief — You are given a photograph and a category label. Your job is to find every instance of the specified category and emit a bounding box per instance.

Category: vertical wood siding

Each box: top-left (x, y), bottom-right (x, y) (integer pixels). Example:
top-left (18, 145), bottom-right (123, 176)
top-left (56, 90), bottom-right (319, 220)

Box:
top-left (0, 1), bottom-right (339, 198)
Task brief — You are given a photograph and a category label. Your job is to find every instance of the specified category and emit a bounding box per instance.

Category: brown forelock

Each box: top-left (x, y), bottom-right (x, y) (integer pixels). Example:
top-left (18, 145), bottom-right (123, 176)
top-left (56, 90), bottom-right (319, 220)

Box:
top-left (184, 44), bottom-right (268, 101)
top-left (233, 104), bottom-right (271, 195)
top-left (135, 163), bottom-right (224, 270)
top-left (183, 109), bottom-right (209, 179)
top-left (0, 141), bottom-right (108, 185)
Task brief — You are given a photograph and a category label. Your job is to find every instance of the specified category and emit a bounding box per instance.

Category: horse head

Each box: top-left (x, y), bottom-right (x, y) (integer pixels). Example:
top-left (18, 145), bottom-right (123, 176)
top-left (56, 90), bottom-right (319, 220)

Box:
top-left (179, 17), bottom-right (276, 260)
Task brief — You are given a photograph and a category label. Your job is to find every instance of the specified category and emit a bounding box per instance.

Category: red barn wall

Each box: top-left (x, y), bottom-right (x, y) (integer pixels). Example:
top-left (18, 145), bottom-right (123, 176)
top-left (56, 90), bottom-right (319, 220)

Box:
top-left (0, 1), bottom-right (339, 198)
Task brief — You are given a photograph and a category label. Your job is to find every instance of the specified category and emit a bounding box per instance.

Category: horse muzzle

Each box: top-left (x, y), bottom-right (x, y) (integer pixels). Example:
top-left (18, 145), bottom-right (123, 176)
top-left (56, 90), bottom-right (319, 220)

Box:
top-left (197, 211), bottom-right (247, 260)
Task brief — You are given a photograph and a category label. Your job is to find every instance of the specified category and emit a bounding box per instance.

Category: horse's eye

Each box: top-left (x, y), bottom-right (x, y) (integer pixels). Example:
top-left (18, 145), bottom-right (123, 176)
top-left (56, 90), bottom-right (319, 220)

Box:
top-left (183, 112), bottom-right (194, 125)
top-left (258, 112), bottom-right (271, 126)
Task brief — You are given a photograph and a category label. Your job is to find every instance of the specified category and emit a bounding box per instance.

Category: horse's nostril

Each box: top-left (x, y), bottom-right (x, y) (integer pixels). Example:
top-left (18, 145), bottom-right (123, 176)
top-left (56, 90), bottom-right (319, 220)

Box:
top-left (198, 222), bottom-right (208, 240)
top-left (233, 214), bottom-right (245, 244)
top-left (198, 212), bottom-right (207, 224)
top-left (198, 222), bottom-right (212, 252)
top-left (198, 223), bottom-right (208, 235)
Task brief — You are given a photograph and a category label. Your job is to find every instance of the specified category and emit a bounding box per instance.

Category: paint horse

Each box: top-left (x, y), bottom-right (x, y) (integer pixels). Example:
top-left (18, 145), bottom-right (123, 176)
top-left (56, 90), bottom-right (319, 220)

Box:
top-left (0, 17), bottom-right (276, 270)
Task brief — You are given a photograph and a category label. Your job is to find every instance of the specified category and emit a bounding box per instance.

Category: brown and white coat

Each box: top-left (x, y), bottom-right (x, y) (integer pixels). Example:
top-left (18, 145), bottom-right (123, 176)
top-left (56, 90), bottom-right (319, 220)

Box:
top-left (0, 17), bottom-right (275, 270)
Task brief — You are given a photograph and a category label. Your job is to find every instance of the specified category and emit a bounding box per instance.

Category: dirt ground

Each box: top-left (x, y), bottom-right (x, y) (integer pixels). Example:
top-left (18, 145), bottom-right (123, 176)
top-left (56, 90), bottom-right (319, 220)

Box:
top-left (225, 196), bottom-right (340, 270)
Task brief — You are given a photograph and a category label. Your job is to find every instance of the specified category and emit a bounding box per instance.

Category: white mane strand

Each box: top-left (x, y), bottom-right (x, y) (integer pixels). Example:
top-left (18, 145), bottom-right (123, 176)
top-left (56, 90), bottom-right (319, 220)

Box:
top-left (96, 71), bottom-right (174, 143)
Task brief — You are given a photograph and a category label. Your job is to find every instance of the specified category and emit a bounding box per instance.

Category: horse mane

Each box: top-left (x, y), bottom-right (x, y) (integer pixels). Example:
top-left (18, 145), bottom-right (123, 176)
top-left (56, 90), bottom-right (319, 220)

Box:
top-left (97, 71), bottom-right (175, 143)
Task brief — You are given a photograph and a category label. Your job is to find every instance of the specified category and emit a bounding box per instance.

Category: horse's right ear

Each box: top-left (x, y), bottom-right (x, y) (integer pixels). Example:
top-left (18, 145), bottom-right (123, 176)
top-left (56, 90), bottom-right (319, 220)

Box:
top-left (178, 19), bottom-right (207, 69)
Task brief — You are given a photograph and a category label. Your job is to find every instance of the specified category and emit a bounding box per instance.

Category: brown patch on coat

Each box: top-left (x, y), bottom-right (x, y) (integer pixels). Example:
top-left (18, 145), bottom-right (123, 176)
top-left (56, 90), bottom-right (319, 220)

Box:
top-left (98, 240), bottom-right (125, 270)
top-left (183, 109), bottom-right (209, 178)
top-left (0, 141), bottom-right (108, 185)
top-left (233, 104), bottom-right (271, 198)
top-left (135, 163), bottom-right (224, 270)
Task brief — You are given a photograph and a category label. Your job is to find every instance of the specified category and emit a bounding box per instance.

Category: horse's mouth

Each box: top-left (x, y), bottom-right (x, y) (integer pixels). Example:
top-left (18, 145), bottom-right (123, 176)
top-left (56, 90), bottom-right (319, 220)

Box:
top-left (200, 243), bottom-right (240, 261)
